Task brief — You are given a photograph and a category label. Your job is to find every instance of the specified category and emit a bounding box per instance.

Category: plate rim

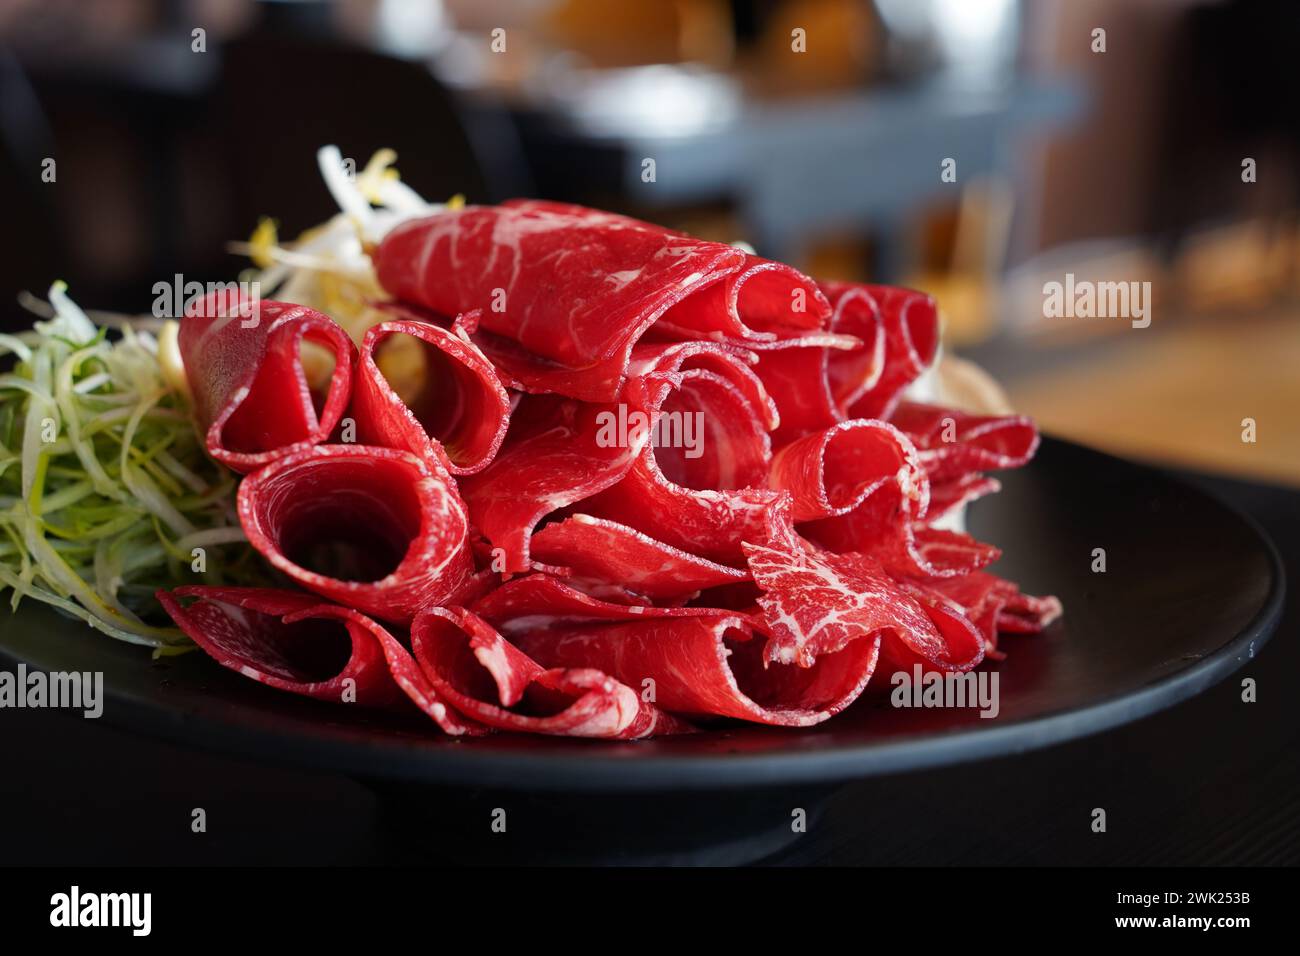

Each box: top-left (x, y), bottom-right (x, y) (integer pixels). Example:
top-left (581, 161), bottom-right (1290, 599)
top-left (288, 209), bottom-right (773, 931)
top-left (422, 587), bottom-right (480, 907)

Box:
top-left (0, 439), bottom-right (1287, 792)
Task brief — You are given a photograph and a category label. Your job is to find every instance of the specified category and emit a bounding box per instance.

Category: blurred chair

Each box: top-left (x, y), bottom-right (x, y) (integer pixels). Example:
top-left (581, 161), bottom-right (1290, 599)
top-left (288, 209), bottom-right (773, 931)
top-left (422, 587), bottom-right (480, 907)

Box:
top-left (213, 29), bottom-right (532, 239)
top-left (0, 51), bottom-right (62, 328)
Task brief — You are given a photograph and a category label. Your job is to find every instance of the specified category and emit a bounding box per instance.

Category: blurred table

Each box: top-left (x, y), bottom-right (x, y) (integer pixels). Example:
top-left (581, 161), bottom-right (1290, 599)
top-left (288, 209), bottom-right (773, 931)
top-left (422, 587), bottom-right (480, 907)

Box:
top-left (480, 76), bottom-right (1084, 273)
top-left (1002, 310), bottom-right (1300, 488)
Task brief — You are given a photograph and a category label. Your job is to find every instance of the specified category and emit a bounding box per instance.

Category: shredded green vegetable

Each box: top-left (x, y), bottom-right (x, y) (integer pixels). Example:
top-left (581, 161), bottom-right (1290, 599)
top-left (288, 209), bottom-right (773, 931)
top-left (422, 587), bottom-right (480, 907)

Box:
top-left (0, 283), bottom-right (265, 650)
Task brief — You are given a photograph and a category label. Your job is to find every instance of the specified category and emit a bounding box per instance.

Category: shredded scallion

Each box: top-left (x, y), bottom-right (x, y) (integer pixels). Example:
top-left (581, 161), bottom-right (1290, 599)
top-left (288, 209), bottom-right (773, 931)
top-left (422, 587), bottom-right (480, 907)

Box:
top-left (0, 283), bottom-right (268, 649)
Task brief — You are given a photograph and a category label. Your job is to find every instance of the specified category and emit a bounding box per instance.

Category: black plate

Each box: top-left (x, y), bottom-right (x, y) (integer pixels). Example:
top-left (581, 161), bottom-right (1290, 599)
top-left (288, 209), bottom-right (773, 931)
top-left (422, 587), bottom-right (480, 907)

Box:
top-left (0, 438), bottom-right (1284, 793)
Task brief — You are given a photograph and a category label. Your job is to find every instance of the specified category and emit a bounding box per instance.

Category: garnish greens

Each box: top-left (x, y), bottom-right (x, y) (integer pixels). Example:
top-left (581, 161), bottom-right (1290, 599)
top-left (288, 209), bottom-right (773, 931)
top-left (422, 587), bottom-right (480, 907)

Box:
top-left (0, 283), bottom-right (262, 650)
top-left (0, 148), bottom-right (431, 647)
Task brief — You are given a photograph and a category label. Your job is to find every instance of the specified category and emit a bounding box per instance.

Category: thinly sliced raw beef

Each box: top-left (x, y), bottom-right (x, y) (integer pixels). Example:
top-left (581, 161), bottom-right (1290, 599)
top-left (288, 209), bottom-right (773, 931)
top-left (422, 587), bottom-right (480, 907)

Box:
top-left (902, 526), bottom-right (1002, 578)
top-left (889, 401), bottom-right (1040, 484)
top-left (159, 186), bottom-right (1063, 740)
top-left (745, 288), bottom-right (885, 446)
top-left (236, 444), bottom-right (476, 624)
top-left (460, 394), bottom-right (648, 573)
top-left (179, 294), bottom-right (354, 472)
top-left (741, 500), bottom-right (985, 673)
top-left (822, 283), bottom-right (886, 418)
top-left (374, 202), bottom-right (741, 400)
top-left (801, 457), bottom-right (1001, 579)
top-left (157, 586), bottom-right (484, 735)
top-left (583, 344), bottom-right (781, 563)
top-left (926, 474), bottom-right (1002, 524)
top-left (411, 606), bottom-right (689, 738)
top-left (771, 418), bottom-right (996, 577)
top-left (515, 615), bottom-right (880, 728)
top-left (374, 202), bottom-right (831, 401)
top-left (530, 514), bottom-right (748, 602)
top-left (911, 572), bottom-right (1062, 658)
top-left (472, 572), bottom-right (728, 625)
top-left (464, 326), bottom-right (624, 399)
top-left (825, 283), bottom-right (939, 421)
top-left (472, 574), bottom-right (880, 727)
top-left (747, 332), bottom-right (861, 445)
top-left (653, 252), bottom-right (829, 340)
top-left (351, 306), bottom-right (510, 475)
top-left (626, 340), bottom-right (778, 430)
top-left (768, 419), bottom-right (923, 522)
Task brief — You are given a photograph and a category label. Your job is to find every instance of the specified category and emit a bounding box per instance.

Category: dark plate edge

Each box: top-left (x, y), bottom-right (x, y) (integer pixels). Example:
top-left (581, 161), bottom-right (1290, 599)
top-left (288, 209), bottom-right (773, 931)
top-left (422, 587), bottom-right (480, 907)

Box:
top-left (0, 440), bottom-right (1287, 792)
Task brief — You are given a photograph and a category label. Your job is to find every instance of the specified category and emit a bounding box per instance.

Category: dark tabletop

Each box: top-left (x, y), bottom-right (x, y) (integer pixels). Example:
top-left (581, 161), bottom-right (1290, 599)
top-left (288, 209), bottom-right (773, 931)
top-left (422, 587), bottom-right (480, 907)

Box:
top-left (1, 462), bottom-right (1295, 867)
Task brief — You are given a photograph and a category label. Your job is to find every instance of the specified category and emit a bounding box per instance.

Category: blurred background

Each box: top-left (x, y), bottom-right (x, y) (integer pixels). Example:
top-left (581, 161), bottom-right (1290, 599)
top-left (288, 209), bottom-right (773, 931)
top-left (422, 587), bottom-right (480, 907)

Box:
top-left (1, 0), bottom-right (1296, 485)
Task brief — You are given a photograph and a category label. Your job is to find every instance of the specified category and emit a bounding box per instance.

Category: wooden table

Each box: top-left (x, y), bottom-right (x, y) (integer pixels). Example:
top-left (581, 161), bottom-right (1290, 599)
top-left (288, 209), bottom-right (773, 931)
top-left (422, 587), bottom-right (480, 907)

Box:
top-left (1005, 311), bottom-right (1300, 489)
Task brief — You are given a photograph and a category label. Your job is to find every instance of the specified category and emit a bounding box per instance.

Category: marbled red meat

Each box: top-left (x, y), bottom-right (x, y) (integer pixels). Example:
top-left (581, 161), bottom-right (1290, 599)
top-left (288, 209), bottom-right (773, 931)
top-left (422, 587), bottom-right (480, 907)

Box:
top-left (411, 605), bottom-right (690, 738)
top-left (529, 514), bottom-right (748, 602)
top-left (351, 306), bottom-right (510, 475)
top-left (471, 574), bottom-right (880, 727)
top-left (236, 444), bottom-right (476, 624)
top-left (157, 586), bottom-right (483, 734)
top-left (889, 401), bottom-right (1039, 484)
top-left (460, 393), bottom-right (646, 573)
top-left (741, 499), bottom-right (984, 672)
top-left (179, 295), bottom-right (354, 473)
top-left (911, 572), bottom-right (1063, 659)
top-left (374, 202), bottom-right (830, 401)
top-left (161, 197), bottom-right (1059, 739)
top-left (828, 283), bottom-right (939, 421)
top-left (581, 343), bottom-right (782, 562)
